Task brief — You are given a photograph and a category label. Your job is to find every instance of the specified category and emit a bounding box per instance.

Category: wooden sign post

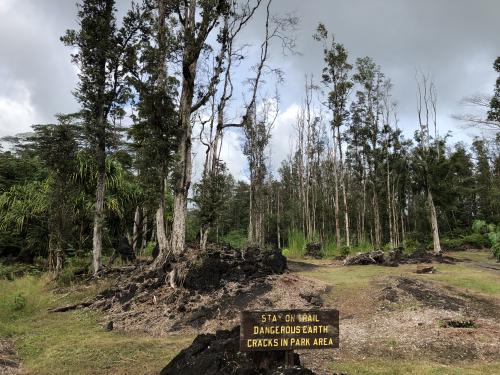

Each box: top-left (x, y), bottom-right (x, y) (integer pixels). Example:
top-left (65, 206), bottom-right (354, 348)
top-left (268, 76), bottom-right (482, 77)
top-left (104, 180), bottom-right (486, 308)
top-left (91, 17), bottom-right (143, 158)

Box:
top-left (240, 309), bottom-right (339, 368)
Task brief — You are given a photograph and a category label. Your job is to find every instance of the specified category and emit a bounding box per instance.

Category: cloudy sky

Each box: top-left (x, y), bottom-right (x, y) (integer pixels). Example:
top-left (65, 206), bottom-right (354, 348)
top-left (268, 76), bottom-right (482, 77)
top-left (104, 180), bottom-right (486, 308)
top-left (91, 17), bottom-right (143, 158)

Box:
top-left (0, 0), bottom-right (498, 180)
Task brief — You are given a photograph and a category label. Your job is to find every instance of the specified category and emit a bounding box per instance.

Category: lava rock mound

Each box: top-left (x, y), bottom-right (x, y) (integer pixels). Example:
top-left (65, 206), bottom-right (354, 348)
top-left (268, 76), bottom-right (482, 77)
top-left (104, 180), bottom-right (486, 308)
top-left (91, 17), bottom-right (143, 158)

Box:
top-left (160, 326), bottom-right (316, 375)
top-left (305, 243), bottom-right (322, 259)
top-left (181, 245), bottom-right (287, 292)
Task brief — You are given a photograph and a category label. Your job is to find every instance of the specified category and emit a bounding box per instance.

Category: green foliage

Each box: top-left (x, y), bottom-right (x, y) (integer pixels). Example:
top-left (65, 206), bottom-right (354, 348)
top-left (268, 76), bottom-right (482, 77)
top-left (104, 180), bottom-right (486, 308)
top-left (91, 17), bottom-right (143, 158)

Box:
top-left (286, 229), bottom-right (307, 257)
top-left (441, 232), bottom-right (490, 250)
top-left (12, 293), bottom-right (27, 311)
top-left (321, 237), bottom-right (338, 258)
top-left (440, 238), bottom-right (463, 250)
top-left (462, 233), bottom-right (491, 248)
top-left (488, 231), bottom-right (500, 261)
top-left (470, 220), bottom-right (500, 260)
top-left (143, 241), bottom-right (157, 258)
top-left (57, 257), bottom-right (91, 286)
top-left (472, 219), bottom-right (488, 234)
top-left (352, 240), bottom-right (373, 253)
top-left (339, 245), bottom-right (350, 257)
top-left (222, 230), bottom-right (247, 250)
top-left (0, 292), bottom-right (27, 318)
top-left (487, 56), bottom-right (500, 123)
top-left (192, 162), bottom-right (232, 233)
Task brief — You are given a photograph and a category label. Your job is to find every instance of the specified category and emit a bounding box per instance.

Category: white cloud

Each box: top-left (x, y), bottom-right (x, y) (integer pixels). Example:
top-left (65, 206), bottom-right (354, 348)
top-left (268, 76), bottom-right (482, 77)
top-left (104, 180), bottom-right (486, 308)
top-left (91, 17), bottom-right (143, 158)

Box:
top-left (0, 0), bottom-right (14, 15)
top-left (268, 103), bottom-right (300, 173)
top-left (0, 79), bottom-right (36, 137)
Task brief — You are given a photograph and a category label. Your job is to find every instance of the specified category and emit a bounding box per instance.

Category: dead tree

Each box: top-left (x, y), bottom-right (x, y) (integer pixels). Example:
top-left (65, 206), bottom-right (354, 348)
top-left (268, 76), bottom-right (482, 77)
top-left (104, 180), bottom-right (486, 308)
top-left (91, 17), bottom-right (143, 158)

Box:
top-left (416, 72), bottom-right (442, 255)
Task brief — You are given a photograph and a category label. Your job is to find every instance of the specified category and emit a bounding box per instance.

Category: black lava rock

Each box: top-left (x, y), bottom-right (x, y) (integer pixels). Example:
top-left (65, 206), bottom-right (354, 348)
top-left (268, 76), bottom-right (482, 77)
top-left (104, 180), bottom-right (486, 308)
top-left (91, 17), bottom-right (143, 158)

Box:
top-left (159, 327), bottom-right (316, 375)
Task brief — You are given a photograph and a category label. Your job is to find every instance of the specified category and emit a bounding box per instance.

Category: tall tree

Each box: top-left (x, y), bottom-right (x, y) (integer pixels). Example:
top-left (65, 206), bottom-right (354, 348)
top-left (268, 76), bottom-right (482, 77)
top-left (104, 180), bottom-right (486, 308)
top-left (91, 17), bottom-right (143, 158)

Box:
top-left (415, 73), bottom-right (442, 254)
top-left (314, 23), bottom-right (353, 248)
top-left (168, 0), bottom-right (232, 259)
top-left (127, 0), bottom-right (179, 266)
top-left (62, 0), bottom-right (138, 275)
top-left (488, 57), bottom-right (500, 125)
top-left (30, 117), bottom-right (79, 273)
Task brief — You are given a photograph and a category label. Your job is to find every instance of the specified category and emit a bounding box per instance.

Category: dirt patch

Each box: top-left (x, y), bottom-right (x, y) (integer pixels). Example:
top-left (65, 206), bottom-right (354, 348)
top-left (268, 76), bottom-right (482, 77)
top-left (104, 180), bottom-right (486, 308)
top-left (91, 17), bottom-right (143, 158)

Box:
top-left (0, 340), bottom-right (23, 375)
top-left (294, 272), bottom-right (500, 373)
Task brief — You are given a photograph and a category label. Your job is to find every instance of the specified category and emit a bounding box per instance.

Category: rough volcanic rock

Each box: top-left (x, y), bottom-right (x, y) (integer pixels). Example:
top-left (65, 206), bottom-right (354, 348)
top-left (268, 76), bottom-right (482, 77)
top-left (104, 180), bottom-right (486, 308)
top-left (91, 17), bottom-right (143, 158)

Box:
top-left (343, 248), bottom-right (458, 267)
top-left (305, 243), bottom-right (322, 259)
top-left (343, 250), bottom-right (385, 265)
top-left (159, 326), bottom-right (316, 375)
top-left (182, 246), bottom-right (287, 292)
top-left (386, 247), bottom-right (403, 266)
top-left (416, 265), bottom-right (435, 274)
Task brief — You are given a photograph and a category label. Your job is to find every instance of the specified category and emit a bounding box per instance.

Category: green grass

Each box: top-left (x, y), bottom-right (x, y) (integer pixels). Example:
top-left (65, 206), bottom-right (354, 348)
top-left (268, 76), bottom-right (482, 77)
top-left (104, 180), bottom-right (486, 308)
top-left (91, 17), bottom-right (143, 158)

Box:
top-left (426, 263), bottom-right (500, 296)
top-left (298, 262), bottom-right (405, 293)
top-left (0, 275), bottom-right (192, 374)
top-left (448, 250), bottom-right (494, 263)
top-left (330, 359), bottom-right (500, 375)
top-left (284, 229), bottom-right (307, 258)
top-left (294, 250), bottom-right (500, 298)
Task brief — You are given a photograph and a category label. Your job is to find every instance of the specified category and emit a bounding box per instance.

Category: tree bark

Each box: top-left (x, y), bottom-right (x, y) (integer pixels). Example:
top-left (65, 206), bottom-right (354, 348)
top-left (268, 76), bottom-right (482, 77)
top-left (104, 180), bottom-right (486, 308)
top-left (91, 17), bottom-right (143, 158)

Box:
top-left (132, 206), bottom-right (142, 255)
top-left (427, 188), bottom-right (441, 255)
top-left (170, 0), bottom-right (198, 256)
top-left (152, 190), bottom-right (170, 268)
top-left (92, 166), bottom-right (105, 276)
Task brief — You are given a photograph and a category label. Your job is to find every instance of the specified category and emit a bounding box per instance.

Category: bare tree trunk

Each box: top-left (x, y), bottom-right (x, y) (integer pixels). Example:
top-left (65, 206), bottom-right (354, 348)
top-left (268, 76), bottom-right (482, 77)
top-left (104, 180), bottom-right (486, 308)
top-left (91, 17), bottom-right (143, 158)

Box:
top-left (92, 167), bottom-right (105, 276)
top-left (132, 206), bottom-right (141, 255)
top-left (276, 187), bottom-right (281, 249)
top-left (361, 167), bottom-right (367, 242)
top-left (372, 189), bottom-right (381, 250)
top-left (427, 188), bottom-right (441, 255)
top-left (141, 208), bottom-right (148, 253)
top-left (170, 73), bottom-right (195, 255)
top-left (401, 212), bottom-right (406, 245)
top-left (387, 169), bottom-right (394, 248)
top-left (48, 234), bottom-right (64, 274)
top-left (153, 195), bottom-right (170, 268)
top-left (333, 146), bottom-right (341, 249)
top-left (200, 227), bottom-right (209, 251)
top-left (336, 127), bottom-right (349, 248)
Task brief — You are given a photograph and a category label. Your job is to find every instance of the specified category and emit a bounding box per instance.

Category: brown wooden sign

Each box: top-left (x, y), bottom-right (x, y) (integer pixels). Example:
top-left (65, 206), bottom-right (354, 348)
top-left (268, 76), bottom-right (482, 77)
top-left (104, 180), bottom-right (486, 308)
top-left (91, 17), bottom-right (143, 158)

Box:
top-left (240, 309), bottom-right (339, 351)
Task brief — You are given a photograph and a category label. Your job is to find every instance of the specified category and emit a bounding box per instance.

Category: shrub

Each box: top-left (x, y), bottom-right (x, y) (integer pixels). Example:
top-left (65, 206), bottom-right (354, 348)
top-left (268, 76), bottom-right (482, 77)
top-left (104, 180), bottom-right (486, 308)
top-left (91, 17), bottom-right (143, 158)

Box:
top-left (488, 231), bottom-right (500, 261)
top-left (441, 238), bottom-right (463, 250)
top-left (222, 229), bottom-right (247, 250)
top-left (472, 219), bottom-right (488, 234)
top-left (57, 257), bottom-right (90, 286)
top-left (462, 233), bottom-right (491, 248)
top-left (339, 245), bottom-right (350, 257)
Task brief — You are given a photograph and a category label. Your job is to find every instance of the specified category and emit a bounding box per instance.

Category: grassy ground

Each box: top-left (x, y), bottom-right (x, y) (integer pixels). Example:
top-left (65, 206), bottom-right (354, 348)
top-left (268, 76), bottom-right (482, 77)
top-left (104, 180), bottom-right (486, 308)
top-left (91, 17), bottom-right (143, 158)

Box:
top-left (0, 275), bottom-right (192, 375)
top-left (1, 250), bottom-right (499, 374)
top-left (291, 250), bottom-right (500, 374)
top-left (329, 360), bottom-right (500, 375)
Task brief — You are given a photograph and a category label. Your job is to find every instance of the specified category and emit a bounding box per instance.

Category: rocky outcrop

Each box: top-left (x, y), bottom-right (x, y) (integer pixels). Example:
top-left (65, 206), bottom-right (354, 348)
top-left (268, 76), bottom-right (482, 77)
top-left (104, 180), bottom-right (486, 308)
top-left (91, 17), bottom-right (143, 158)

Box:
top-left (160, 326), bottom-right (316, 375)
